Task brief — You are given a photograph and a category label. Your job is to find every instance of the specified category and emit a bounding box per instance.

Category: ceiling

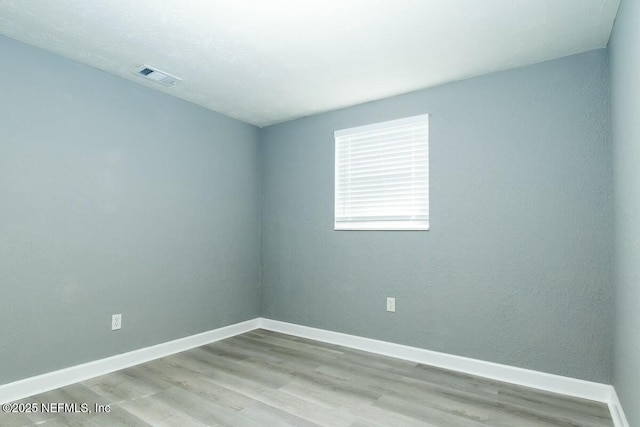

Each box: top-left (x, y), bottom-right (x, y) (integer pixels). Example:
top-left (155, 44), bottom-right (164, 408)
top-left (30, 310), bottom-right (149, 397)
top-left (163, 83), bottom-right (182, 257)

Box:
top-left (0, 0), bottom-right (620, 127)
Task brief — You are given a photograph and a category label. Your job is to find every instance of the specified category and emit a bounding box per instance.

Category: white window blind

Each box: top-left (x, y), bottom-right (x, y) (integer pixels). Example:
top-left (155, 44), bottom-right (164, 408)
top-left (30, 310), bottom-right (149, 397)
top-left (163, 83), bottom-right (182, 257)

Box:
top-left (334, 114), bottom-right (429, 231)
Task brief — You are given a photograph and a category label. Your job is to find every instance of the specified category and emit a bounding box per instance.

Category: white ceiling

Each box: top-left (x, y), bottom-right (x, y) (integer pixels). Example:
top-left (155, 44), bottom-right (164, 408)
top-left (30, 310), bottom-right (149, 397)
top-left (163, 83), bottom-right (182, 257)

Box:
top-left (0, 0), bottom-right (620, 127)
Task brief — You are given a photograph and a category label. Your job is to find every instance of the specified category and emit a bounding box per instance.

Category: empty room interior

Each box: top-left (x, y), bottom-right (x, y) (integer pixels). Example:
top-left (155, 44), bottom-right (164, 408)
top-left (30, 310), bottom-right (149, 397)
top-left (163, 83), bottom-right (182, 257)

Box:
top-left (0, 1), bottom-right (638, 426)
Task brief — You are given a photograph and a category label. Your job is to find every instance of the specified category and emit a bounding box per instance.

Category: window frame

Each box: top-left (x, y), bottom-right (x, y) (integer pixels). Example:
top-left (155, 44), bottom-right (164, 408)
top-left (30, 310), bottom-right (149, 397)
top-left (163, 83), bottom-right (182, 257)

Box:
top-left (334, 114), bottom-right (429, 231)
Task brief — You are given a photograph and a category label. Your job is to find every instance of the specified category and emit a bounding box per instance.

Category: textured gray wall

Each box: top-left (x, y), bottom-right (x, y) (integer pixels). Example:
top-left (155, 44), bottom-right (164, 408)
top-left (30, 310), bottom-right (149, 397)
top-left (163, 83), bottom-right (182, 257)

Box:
top-left (0, 36), bottom-right (261, 384)
top-left (610, 0), bottom-right (640, 423)
top-left (261, 50), bottom-right (613, 383)
top-left (0, 32), bottom-right (616, 391)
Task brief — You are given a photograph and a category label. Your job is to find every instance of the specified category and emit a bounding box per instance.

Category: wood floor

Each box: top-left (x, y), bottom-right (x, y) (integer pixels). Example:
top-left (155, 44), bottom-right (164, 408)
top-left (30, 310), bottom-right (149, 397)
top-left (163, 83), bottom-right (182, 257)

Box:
top-left (1, 329), bottom-right (613, 426)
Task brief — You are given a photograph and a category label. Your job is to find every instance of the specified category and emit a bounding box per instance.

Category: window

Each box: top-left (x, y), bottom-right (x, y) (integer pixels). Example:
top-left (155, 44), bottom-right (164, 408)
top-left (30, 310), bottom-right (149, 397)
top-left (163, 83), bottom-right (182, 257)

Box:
top-left (334, 114), bottom-right (429, 231)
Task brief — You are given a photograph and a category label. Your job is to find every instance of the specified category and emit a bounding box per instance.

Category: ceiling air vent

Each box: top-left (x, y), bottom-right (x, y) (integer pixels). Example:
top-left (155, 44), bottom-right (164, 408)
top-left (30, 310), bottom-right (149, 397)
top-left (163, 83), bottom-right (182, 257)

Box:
top-left (134, 65), bottom-right (181, 87)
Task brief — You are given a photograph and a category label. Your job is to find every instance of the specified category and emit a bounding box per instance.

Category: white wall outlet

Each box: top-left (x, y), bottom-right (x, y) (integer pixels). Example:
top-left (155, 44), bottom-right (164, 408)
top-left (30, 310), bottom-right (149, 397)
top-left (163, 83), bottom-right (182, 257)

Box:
top-left (111, 314), bottom-right (122, 330)
top-left (386, 297), bottom-right (396, 312)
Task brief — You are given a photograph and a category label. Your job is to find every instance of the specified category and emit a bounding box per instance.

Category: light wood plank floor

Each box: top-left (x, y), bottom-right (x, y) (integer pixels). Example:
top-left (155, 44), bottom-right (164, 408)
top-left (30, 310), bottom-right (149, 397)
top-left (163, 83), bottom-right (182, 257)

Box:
top-left (1, 329), bottom-right (613, 426)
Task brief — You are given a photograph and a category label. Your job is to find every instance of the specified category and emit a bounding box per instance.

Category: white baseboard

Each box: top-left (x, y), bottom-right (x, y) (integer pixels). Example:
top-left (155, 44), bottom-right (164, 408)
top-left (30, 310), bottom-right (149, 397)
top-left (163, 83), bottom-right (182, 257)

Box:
top-left (258, 318), bottom-right (612, 404)
top-left (0, 318), bottom-right (259, 404)
top-left (1, 316), bottom-right (629, 427)
top-left (608, 387), bottom-right (631, 427)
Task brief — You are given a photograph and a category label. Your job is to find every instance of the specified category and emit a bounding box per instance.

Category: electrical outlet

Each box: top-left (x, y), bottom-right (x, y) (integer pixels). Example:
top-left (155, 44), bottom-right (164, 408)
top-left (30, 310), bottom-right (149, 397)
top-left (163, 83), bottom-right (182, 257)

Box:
top-left (386, 297), bottom-right (396, 312)
top-left (111, 314), bottom-right (122, 330)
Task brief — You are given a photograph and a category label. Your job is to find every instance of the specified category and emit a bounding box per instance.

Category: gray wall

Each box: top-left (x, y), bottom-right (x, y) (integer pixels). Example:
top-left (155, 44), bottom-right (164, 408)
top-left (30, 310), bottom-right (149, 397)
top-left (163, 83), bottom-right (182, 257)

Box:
top-left (0, 36), bottom-right (261, 384)
top-left (261, 50), bottom-right (613, 383)
top-left (610, 0), bottom-right (640, 423)
top-left (0, 32), bottom-right (617, 390)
